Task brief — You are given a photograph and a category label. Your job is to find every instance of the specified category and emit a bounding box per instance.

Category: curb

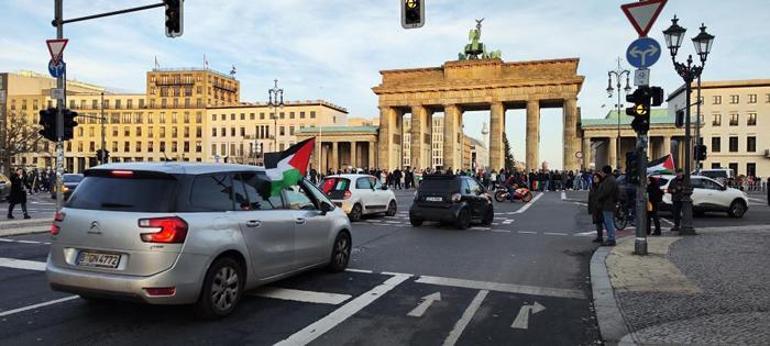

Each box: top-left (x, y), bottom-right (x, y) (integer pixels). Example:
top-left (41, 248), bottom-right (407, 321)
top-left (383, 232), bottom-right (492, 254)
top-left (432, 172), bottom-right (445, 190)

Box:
top-left (0, 219), bottom-right (51, 231)
top-left (590, 239), bottom-right (631, 345)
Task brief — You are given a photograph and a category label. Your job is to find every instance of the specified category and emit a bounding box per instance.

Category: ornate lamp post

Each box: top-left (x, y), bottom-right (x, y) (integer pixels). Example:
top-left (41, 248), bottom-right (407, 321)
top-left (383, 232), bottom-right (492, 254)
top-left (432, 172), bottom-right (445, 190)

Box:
top-left (606, 58), bottom-right (632, 170)
top-left (663, 16), bottom-right (715, 236)
top-left (267, 79), bottom-right (284, 152)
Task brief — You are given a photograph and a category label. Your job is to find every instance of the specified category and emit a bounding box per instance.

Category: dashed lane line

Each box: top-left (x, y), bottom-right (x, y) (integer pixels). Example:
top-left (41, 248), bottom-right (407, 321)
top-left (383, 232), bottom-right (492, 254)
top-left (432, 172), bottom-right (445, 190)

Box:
top-left (415, 275), bottom-right (586, 299)
top-left (0, 296), bottom-right (79, 318)
top-left (543, 232), bottom-right (568, 236)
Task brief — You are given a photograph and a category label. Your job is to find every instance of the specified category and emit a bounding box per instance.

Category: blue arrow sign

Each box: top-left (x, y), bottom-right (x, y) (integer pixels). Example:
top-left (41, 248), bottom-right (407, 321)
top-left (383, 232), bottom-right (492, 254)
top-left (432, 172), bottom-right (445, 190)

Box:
top-left (48, 59), bottom-right (66, 78)
top-left (626, 37), bottom-right (661, 69)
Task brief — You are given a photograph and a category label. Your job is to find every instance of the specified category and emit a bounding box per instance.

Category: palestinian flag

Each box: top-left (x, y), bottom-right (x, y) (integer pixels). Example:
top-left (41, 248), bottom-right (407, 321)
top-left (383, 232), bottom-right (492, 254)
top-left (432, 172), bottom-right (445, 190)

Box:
top-left (647, 153), bottom-right (675, 175)
top-left (262, 138), bottom-right (315, 197)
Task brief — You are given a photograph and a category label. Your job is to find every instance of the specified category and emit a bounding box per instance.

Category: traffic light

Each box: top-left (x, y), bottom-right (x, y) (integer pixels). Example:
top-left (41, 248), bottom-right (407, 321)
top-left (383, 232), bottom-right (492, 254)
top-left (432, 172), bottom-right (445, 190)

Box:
top-left (38, 108), bottom-right (57, 141)
top-left (626, 87), bottom-right (650, 134)
top-left (62, 109), bottom-right (79, 141)
top-left (401, 0), bottom-right (424, 29)
top-left (96, 149), bottom-right (110, 163)
top-left (164, 0), bottom-right (183, 38)
top-left (694, 144), bottom-right (708, 161)
top-left (650, 86), bottom-right (664, 107)
top-left (675, 109), bottom-right (685, 128)
top-left (625, 151), bottom-right (640, 185)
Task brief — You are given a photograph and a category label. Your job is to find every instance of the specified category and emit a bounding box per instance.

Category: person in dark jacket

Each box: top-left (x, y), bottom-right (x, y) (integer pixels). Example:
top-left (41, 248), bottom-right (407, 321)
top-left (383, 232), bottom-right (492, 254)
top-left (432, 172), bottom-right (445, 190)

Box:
top-left (647, 176), bottom-right (663, 236)
top-left (588, 172), bottom-right (604, 243)
top-left (595, 165), bottom-right (619, 246)
top-left (8, 168), bottom-right (31, 219)
top-left (668, 169), bottom-right (686, 231)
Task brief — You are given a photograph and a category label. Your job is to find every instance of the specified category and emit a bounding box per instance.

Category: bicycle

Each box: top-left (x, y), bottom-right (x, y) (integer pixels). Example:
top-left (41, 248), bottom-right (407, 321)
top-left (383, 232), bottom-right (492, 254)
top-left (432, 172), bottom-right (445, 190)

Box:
top-left (613, 200), bottom-right (632, 231)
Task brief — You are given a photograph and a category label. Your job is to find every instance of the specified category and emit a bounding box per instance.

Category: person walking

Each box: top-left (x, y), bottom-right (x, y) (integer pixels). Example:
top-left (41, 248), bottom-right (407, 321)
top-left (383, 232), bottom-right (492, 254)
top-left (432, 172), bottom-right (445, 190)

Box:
top-left (668, 169), bottom-right (685, 232)
top-left (595, 165), bottom-right (619, 246)
top-left (8, 168), bottom-right (31, 219)
top-left (588, 172), bottom-right (604, 243)
top-left (647, 176), bottom-right (663, 236)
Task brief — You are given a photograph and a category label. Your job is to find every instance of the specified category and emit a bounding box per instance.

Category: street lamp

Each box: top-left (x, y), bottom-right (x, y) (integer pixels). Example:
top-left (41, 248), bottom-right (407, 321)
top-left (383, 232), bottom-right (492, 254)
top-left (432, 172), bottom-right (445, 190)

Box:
top-left (606, 58), bottom-right (632, 170)
top-left (663, 16), bottom-right (715, 236)
top-left (267, 79), bottom-right (284, 152)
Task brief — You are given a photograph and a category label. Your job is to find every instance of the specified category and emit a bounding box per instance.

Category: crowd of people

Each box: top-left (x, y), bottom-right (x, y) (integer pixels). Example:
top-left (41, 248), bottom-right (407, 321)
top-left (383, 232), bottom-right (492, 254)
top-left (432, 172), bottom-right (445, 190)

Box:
top-left (4, 168), bottom-right (57, 219)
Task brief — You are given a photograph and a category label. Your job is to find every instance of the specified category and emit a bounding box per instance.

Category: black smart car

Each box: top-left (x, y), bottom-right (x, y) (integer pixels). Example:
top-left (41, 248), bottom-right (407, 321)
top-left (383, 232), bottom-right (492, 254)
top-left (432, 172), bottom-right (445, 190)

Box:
top-left (409, 175), bottom-right (494, 229)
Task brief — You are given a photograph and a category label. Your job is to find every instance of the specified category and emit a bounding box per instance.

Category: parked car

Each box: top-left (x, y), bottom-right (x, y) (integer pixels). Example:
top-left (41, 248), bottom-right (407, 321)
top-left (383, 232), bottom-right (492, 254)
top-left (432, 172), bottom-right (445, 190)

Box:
top-left (50, 173), bottom-right (84, 200)
top-left (696, 168), bottom-right (735, 186)
top-left (409, 175), bottom-right (493, 229)
top-left (46, 163), bottom-right (351, 318)
top-left (0, 173), bottom-right (9, 202)
top-left (653, 174), bottom-right (749, 218)
top-left (320, 174), bottom-right (397, 222)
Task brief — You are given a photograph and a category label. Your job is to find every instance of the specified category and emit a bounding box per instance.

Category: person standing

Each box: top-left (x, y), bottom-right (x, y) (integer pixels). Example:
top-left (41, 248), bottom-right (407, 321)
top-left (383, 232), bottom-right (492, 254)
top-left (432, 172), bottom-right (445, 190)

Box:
top-left (8, 168), bottom-right (31, 219)
top-left (668, 169), bottom-right (685, 232)
top-left (588, 172), bottom-right (604, 243)
top-left (647, 176), bottom-right (663, 236)
top-left (767, 177), bottom-right (770, 206)
top-left (595, 165), bottom-right (619, 246)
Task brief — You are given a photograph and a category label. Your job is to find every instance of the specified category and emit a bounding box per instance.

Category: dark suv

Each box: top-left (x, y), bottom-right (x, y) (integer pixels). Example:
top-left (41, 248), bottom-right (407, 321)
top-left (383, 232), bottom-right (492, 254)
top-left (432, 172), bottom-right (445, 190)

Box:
top-left (409, 175), bottom-right (493, 229)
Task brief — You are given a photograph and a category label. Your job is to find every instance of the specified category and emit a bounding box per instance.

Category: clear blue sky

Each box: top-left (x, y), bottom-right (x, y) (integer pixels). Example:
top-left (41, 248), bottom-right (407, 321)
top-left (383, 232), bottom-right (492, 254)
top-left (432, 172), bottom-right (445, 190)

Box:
top-left (2, 1), bottom-right (769, 168)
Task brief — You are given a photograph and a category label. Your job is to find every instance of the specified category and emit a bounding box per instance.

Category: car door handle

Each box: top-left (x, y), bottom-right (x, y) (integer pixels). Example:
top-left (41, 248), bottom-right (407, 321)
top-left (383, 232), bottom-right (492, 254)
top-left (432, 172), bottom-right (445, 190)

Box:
top-left (295, 217), bottom-right (306, 225)
top-left (246, 220), bottom-right (262, 228)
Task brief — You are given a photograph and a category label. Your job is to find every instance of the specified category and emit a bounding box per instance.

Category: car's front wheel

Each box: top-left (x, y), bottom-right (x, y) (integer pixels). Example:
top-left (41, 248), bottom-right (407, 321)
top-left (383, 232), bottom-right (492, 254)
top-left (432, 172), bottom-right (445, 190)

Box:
top-left (409, 216), bottom-right (423, 227)
top-left (481, 207), bottom-right (494, 226)
top-left (327, 231), bottom-right (351, 272)
top-left (349, 203), bottom-right (363, 222)
top-left (455, 208), bottom-right (471, 230)
top-left (195, 257), bottom-right (243, 319)
top-left (386, 200), bottom-right (397, 216)
top-left (728, 200), bottom-right (747, 218)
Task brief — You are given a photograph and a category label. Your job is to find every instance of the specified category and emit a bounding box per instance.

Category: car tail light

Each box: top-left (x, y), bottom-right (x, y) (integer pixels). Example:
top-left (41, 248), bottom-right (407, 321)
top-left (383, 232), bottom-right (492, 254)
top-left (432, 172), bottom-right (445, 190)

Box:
top-left (50, 211), bottom-right (65, 235)
top-left (139, 217), bottom-right (188, 243)
top-left (451, 193), bottom-right (462, 203)
top-left (343, 190), bottom-right (352, 200)
top-left (144, 287), bottom-right (176, 296)
top-left (110, 170), bottom-right (134, 177)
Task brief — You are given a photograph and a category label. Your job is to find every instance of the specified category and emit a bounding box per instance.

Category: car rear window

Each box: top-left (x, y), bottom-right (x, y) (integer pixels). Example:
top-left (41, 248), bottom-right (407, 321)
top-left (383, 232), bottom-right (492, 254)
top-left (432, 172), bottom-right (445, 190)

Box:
top-left (66, 176), bottom-right (177, 212)
top-left (700, 171), bottom-right (726, 179)
top-left (321, 178), bottom-right (350, 194)
top-left (419, 178), bottom-right (457, 192)
top-left (63, 174), bottom-right (83, 183)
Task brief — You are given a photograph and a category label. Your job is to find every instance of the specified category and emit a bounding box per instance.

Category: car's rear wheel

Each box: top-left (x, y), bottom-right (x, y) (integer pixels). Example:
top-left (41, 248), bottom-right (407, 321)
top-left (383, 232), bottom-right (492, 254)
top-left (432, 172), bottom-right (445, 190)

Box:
top-left (195, 257), bottom-right (243, 319)
top-left (728, 200), bottom-right (746, 218)
top-left (327, 231), bottom-right (351, 272)
top-left (481, 207), bottom-right (494, 226)
top-left (494, 190), bottom-right (507, 203)
top-left (349, 204), bottom-right (363, 222)
top-left (456, 208), bottom-right (471, 230)
top-left (409, 216), bottom-right (423, 226)
top-left (522, 191), bottom-right (533, 203)
top-left (386, 200), bottom-right (397, 216)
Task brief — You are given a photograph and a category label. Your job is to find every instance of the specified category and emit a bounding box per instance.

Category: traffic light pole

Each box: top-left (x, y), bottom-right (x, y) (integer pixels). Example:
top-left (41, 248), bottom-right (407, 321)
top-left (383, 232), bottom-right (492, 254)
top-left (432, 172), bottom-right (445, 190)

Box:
top-left (634, 135), bottom-right (649, 255)
top-left (54, 0), bottom-right (65, 212)
top-left (100, 92), bottom-right (106, 164)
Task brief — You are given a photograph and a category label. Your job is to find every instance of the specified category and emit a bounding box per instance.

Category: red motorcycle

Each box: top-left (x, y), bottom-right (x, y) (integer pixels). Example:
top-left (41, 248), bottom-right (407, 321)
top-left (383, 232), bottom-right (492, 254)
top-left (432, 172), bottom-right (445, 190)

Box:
top-left (494, 185), bottom-right (533, 203)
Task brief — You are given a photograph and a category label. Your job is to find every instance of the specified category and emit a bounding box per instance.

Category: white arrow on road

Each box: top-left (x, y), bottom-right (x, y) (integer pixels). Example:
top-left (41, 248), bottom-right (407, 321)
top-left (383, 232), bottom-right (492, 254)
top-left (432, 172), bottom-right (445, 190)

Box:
top-left (407, 292), bottom-right (442, 317)
top-left (629, 44), bottom-right (659, 67)
top-left (511, 301), bottom-right (546, 329)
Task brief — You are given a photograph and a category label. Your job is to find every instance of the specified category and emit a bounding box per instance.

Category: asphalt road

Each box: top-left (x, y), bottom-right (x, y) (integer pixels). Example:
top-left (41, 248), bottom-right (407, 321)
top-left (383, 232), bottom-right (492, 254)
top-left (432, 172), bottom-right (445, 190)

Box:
top-left (1, 188), bottom-right (766, 345)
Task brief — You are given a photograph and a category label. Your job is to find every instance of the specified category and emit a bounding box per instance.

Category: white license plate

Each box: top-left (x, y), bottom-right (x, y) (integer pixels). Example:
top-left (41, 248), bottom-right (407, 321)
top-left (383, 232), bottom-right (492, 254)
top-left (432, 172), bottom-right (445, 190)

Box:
top-left (77, 251), bottom-right (120, 269)
top-left (426, 197), bottom-right (443, 202)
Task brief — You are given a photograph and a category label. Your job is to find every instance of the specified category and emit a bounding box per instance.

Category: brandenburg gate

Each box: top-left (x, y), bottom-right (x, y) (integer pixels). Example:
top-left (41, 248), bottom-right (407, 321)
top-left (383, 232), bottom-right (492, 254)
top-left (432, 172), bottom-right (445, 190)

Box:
top-left (373, 57), bottom-right (584, 172)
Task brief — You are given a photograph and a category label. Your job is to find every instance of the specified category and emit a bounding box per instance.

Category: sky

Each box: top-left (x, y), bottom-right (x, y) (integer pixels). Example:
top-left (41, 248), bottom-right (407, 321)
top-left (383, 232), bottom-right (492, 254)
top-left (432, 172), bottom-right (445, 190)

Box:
top-left (2, 1), bottom-right (769, 168)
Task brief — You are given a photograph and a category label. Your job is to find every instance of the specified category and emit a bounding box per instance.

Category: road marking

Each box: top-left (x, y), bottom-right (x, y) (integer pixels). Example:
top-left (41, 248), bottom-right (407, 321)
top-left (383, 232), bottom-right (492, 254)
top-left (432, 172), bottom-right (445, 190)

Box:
top-left (251, 287), bottom-right (351, 305)
top-left (0, 257), bottom-right (46, 271)
top-left (511, 301), bottom-right (546, 330)
top-left (442, 290), bottom-right (488, 346)
top-left (517, 231), bottom-right (537, 235)
top-left (573, 201), bottom-right (588, 207)
top-left (543, 232), bottom-right (568, 236)
top-left (574, 231), bottom-right (597, 237)
top-left (469, 227), bottom-right (489, 232)
top-left (561, 191), bottom-right (567, 200)
top-left (491, 229), bottom-right (512, 233)
top-left (407, 292), bottom-right (441, 317)
top-left (748, 197), bottom-right (765, 204)
top-left (416, 275), bottom-right (585, 299)
top-left (0, 238), bottom-right (51, 245)
top-left (275, 274), bottom-right (410, 346)
top-left (502, 219), bottom-right (514, 225)
top-left (660, 217), bottom-right (675, 226)
top-left (512, 193), bottom-right (543, 214)
top-left (0, 295), bottom-right (79, 318)
top-left (345, 268), bottom-right (373, 274)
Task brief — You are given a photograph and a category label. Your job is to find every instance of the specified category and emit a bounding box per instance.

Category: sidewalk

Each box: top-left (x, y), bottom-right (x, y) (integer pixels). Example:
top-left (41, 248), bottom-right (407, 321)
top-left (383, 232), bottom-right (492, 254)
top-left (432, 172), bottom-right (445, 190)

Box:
top-left (592, 227), bottom-right (770, 345)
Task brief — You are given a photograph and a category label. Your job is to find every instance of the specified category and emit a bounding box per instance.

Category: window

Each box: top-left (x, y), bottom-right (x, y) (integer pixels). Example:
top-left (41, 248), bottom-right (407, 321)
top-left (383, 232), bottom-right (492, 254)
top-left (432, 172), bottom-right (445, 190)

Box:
top-left (283, 185), bottom-right (316, 210)
top-left (729, 163), bottom-right (739, 175)
top-left (211, 114), bottom-right (217, 121)
top-left (136, 127), bottom-right (142, 136)
top-left (356, 178), bottom-right (373, 190)
top-left (260, 112), bottom-right (265, 120)
top-left (235, 172), bottom-right (284, 210)
top-left (211, 144), bottom-right (216, 156)
top-left (136, 142), bottom-right (142, 152)
top-left (766, 94), bottom-right (770, 103)
top-left (289, 126), bottom-right (295, 135)
top-left (231, 113), bottom-right (235, 121)
top-left (240, 127), bottom-right (245, 136)
top-left (231, 128), bottom-right (236, 137)
top-left (148, 127), bottom-right (153, 136)
top-left (221, 127), bottom-right (226, 136)
top-left (250, 113), bottom-right (255, 120)
top-left (711, 162), bottom-right (720, 169)
top-left (190, 174), bottom-right (234, 211)
top-left (240, 113), bottom-right (245, 120)
top-left (290, 112), bottom-right (295, 119)
top-left (280, 112), bottom-right (285, 119)
top-left (729, 95), bottom-right (739, 104)
top-left (300, 111), bottom-right (305, 119)
top-left (748, 113), bottom-right (757, 126)
top-left (124, 127), bottom-right (130, 136)
top-left (148, 141), bottom-right (154, 152)
top-left (712, 96), bottom-right (721, 105)
top-left (748, 94), bottom-right (757, 104)
top-left (711, 137), bottom-right (721, 153)
top-left (212, 128), bottom-right (217, 137)
top-left (747, 163), bottom-right (756, 177)
top-left (310, 111), bottom-right (316, 119)
top-left (124, 141), bottom-right (130, 151)
top-left (280, 126), bottom-right (285, 136)
top-left (729, 137), bottom-right (739, 152)
top-left (729, 113), bottom-right (739, 126)
top-left (747, 136), bottom-right (756, 152)
top-left (712, 114), bottom-right (721, 126)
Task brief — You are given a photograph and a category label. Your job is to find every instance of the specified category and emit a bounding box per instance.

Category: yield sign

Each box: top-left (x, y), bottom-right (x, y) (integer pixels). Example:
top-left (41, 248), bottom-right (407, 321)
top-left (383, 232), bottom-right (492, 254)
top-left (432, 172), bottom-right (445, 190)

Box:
top-left (46, 39), bottom-right (69, 64)
top-left (621, 0), bottom-right (667, 37)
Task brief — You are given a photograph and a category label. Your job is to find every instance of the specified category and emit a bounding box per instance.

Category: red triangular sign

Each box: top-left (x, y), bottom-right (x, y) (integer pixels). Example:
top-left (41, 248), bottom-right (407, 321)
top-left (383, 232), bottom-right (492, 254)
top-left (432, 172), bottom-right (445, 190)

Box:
top-left (621, 0), bottom-right (667, 37)
top-left (46, 39), bottom-right (69, 63)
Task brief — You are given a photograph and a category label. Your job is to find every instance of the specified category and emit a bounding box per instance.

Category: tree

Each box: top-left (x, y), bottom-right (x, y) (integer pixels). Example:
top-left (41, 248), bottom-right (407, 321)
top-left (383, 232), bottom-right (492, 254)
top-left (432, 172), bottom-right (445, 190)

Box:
top-left (1, 114), bottom-right (49, 175)
top-left (503, 135), bottom-right (514, 171)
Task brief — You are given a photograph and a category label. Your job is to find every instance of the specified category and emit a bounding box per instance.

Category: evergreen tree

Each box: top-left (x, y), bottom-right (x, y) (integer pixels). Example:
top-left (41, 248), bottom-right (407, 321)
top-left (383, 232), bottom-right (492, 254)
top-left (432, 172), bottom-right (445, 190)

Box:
top-left (503, 135), bottom-right (515, 171)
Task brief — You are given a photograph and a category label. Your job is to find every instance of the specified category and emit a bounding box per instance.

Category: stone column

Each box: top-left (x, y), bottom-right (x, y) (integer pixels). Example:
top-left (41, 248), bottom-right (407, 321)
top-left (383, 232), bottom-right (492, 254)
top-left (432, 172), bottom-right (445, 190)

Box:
top-left (526, 100), bottom-right (540, 172)
top-left (424, 111), bottom-right (433, 170)
top-left (489, 102), bottom-right (505, 170)
top-left (410, 105), bottom-right (428, 170)
top-left (350, 141), bottom-right (357, 168)
top-left (582, 137), bottom-right (592, 169)
top-left (443, 104), bottom-right (461, 170)
top-left (608, 136), bottom-right (617, 171)
top-left (563, 98), bottom-right (579, 171)
top-left (331, 141), bottom-right (339, 171)
top-left (663, 136), bottom-right (672, 157)
top-left (377, 107), bottom-right (397, 170)
top-left (368, 141), bottom-right (375, 169)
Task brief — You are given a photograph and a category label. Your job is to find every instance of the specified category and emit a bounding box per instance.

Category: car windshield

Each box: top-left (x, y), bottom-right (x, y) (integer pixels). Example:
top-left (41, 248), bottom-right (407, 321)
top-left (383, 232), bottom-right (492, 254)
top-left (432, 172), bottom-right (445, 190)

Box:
top-left (62, 174), bottom-right (84, 183)
top-left (419, 178), bottom-right (456, 191)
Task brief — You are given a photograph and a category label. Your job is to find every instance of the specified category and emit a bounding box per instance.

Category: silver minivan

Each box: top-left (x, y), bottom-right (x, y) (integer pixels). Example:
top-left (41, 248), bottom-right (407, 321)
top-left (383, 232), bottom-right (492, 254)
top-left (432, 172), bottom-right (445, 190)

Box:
top-left (46, 163), bottom-right (352, 318)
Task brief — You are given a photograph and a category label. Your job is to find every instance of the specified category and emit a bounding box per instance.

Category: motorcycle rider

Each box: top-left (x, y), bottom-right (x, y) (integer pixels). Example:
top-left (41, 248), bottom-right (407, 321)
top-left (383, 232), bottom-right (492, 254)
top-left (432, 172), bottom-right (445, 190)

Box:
top-left (504, 174), bottom-right (520, 202)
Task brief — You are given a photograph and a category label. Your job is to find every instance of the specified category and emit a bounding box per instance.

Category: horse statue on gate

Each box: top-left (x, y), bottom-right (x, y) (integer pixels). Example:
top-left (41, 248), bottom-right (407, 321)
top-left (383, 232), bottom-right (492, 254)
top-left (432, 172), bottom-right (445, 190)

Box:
top-left (459, 18), bottom-right (502, 60)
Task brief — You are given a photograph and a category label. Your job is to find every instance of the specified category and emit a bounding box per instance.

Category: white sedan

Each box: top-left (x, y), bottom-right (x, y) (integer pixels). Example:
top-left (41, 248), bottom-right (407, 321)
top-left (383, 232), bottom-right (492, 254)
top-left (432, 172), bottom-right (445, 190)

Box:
top-left (655, 175), bottom-right (749, 218)
top-left (320, 174), bottom-right (397, 221)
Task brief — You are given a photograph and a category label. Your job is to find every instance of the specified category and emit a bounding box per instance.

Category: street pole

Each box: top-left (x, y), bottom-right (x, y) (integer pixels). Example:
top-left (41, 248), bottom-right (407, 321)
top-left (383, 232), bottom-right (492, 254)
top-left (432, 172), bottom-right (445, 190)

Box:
top-left (54, 0), bottom-right (65, 211)
top-left (681, 65), bottom-right (696, 235)
top-left (695, 75), bottom-right (702, 171)
top-left (634, 134), bottom-right (649, 255)
top-left (100, 91), bottom-right (106, 164)
top-left (607, 58), bottom-right (631, 170)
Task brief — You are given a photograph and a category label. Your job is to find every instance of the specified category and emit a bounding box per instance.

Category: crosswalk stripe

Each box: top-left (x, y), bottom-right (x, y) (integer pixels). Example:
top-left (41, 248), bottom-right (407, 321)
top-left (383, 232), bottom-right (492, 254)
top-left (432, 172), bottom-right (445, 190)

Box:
top-left (0, 257), bottom-right (46, 271)
top-left (251, 287), bottom-right (351, 305)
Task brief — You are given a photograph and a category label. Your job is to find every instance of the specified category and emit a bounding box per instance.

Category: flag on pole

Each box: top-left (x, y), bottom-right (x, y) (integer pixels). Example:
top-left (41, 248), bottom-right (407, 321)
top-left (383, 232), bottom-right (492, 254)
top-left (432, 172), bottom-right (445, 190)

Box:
top-left (647, 153), bottom-right (675, 174)
top-left (154, 56), bottom-right (159, 69)
top-left (262, 138), bottom-right (316, 197)
top-left (204, 54), bottom-right (209, 69)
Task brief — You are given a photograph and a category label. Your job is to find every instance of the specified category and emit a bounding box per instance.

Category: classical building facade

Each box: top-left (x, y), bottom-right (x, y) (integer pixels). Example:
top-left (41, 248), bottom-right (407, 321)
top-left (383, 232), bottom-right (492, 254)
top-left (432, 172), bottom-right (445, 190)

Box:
top-left (667, 79), bottom-right (770, 177)
top-left (295, 126), bottom-right (378, 173)
top-left (373, 58), bottom-right (584, 172)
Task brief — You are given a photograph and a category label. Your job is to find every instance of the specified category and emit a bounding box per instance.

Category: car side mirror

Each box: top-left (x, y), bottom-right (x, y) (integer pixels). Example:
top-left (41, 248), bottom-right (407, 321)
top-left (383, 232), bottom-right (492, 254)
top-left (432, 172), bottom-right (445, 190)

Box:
top-left (381, 185), bottom-right (388, 190)
top-left (320, 202), bottom-right (334, 214)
